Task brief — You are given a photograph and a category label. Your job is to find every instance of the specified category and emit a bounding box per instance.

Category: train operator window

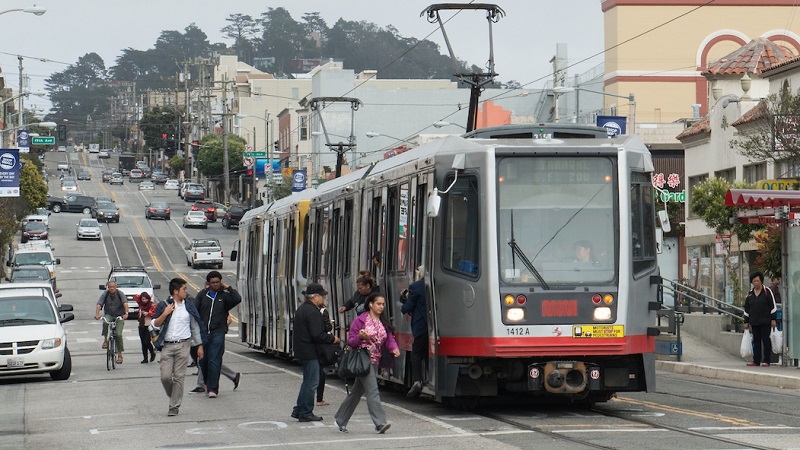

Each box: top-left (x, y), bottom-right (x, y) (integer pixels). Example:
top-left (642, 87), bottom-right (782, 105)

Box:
top-left (630, 172), bottom-right (657, 275)
top-left (442, 174), bottom-right (479, 277)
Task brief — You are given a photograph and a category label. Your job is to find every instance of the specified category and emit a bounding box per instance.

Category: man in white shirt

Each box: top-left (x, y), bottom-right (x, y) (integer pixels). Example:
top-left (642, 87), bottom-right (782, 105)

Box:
top-left (153, 278), bottom-right (206, 416)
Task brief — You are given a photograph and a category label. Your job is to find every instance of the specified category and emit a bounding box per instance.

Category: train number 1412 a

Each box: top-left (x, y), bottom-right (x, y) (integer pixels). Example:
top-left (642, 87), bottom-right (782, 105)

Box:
top-left (506, 327), bottom-right (531, 336)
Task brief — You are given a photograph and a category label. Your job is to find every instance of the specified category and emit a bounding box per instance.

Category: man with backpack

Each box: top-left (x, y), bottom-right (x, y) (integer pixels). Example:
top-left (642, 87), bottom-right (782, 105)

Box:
top-left (95, 280), bottom-right (129, 364)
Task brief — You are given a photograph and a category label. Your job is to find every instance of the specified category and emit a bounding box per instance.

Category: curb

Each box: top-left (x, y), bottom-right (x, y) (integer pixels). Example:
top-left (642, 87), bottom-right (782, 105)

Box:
top-left (657, 360), bottom-right (800, 390)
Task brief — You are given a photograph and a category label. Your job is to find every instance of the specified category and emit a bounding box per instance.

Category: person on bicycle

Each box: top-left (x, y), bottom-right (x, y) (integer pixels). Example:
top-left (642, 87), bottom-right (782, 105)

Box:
top-left (95, 280), bottom-right (129, 364)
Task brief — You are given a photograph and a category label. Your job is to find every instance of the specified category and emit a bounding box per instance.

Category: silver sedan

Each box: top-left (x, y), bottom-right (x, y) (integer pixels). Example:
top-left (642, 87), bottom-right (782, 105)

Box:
top-left (182, 210), bottom-right (208, 229)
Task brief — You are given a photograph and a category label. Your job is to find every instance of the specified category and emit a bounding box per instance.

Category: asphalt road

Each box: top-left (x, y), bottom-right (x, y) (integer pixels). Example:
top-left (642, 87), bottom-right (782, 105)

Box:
top-left (1, 151), bottom-right (799, 449)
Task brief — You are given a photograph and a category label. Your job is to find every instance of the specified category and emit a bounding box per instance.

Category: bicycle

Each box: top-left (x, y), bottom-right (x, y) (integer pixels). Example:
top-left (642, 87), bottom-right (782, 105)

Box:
top-left (101, 316), bottom-right (123, 370)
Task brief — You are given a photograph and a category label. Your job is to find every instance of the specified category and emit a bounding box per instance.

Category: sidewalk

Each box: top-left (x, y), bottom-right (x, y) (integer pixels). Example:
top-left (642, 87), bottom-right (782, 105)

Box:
top-left (656, 330), bottom-right (800, 390)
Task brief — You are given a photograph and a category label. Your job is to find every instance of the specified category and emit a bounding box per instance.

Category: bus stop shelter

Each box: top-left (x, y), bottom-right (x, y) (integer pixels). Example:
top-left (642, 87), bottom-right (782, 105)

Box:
top-left (726, 188), bottom-right (800, 366)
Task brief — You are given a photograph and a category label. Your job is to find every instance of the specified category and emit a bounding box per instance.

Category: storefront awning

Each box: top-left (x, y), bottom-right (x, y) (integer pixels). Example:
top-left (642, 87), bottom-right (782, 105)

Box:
top-left (725, 189), bottom-right (800, 207)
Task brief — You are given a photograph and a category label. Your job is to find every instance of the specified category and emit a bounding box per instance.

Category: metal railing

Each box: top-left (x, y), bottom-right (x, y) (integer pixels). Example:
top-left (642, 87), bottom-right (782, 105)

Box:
top-left (660, 278), bottom-right (744, 322)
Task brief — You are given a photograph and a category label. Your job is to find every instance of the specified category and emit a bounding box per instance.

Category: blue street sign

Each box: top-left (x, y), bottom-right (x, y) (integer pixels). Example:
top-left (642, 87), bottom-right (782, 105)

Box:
top-left (292, 169), bottom-right (307, 192)
top-left (0, 150), bottom-right (21, 197)
top-left (17, 130), bottom-right (30, 153)
top-left (596, 115), bottom-right (627, 137)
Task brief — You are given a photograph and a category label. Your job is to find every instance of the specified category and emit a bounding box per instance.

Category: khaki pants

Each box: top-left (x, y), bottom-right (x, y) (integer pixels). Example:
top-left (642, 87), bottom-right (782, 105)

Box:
top-left (160, 340), bottom-right (190, 411)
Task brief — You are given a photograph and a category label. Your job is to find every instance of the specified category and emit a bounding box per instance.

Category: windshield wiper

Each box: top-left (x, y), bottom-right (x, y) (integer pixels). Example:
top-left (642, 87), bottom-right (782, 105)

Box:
top-left (508, 210), bottom-right (549, 290)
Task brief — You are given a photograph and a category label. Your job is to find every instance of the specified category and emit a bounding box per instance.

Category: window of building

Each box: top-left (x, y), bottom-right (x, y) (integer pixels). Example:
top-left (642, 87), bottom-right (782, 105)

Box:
top-left (714, 167), bottom-right (736, 183)
top-left (777, 158), bottom-right (800, 178)
top-left (743, 163), bottom-right (766, 184)
top-left (687, 174), bottom-right (708, 218)
top-left (300, 115), bottom-right (308, 141)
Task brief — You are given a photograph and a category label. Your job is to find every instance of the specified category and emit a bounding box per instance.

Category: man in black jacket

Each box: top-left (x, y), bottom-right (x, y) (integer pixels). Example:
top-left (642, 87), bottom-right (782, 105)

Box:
top-left (292, 283), bottom-right (340, 422)
top-left (194, 271), bottom-right (241, 398)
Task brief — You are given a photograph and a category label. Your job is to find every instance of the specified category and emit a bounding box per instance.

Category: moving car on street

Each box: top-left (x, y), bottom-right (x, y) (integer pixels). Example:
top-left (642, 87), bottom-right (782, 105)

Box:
top-left (183, 210), bottom-right (208, 228)
top-left (76, 218), bottom-right (102, 240)
top-left (164, 179), bottom-right (180, 190)
top-left (191, 200), bottom-right (216, 222)
top-left (21, 222), bottom-right (49, 243)
top-left (91, 202), bottom-right (120, 223)
top-left (102, 266), bottom-right (160, 320)
top-left (145, 201), bottom-right (171, 220)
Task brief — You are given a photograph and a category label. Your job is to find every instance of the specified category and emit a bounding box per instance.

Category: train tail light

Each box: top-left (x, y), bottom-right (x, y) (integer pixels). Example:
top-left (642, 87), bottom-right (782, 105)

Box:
top-left (592, 294), bottom-right (601, 304)
top-left (516, 295), bottom-right (527, 305)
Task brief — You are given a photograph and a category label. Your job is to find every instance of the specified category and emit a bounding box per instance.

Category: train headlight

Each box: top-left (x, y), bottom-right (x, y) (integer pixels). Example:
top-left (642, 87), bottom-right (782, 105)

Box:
top-left (506, 308), bottom-right (525, 321)
top-left (593, 307), bottom-right (612, 321)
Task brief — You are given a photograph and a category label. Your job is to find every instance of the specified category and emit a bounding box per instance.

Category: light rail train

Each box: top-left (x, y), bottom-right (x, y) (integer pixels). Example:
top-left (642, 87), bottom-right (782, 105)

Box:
top-left (232, 125), bottom-right (660, 403)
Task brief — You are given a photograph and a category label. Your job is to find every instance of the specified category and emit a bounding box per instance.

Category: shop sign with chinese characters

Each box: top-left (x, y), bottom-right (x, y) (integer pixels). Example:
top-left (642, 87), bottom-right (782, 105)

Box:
top-left (652, 173), bottom-right (685, 203)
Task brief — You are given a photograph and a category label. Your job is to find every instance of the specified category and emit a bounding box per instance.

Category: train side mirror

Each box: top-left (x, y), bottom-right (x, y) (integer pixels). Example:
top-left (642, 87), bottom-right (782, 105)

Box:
top-left (427, 188), bottom-right (441, 218)
top-left (230, 249), bottom-right (238, 261)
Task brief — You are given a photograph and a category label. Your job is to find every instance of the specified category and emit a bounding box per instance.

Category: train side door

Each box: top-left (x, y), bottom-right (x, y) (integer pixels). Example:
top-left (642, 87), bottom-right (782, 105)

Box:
top-left (418, 172), bottom-right (439, 394)
top-left (265, 218), bottom-right (276, 351)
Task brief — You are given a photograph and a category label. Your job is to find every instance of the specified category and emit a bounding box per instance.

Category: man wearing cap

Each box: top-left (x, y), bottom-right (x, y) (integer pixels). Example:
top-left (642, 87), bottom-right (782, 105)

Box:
top-left (292, 283), bottom-right (340, 422)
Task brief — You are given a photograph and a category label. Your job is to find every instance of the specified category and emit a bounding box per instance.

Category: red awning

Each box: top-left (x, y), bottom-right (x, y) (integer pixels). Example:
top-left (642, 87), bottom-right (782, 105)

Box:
top-left (725, 189), bottom-right (800, 207)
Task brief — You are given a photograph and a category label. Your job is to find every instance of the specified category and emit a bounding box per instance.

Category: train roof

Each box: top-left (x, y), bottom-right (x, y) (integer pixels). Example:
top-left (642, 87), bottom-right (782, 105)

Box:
top-left (462, 123), bottom-right (609, 139)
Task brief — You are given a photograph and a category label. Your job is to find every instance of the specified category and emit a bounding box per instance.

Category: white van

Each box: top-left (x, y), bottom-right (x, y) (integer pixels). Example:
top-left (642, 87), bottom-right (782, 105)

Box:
top-left (0, 282), bottom-right (74, 380)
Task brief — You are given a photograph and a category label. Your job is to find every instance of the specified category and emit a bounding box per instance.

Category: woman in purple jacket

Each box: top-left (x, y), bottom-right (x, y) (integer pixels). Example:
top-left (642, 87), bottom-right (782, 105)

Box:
top-left (333, 293), bottom-right (399, 434)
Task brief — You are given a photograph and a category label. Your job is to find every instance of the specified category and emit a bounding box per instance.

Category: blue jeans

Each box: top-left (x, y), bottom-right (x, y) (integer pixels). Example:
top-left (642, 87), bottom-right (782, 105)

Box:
top-left (200, 331), bottom-right (226, 394)
top-left (293, 359), bottom-right (320, 418)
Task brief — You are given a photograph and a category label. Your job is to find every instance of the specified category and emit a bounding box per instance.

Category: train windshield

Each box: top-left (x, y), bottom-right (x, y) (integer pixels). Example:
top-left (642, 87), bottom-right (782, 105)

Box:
top-left (497, 156), bottom-right (616, 286)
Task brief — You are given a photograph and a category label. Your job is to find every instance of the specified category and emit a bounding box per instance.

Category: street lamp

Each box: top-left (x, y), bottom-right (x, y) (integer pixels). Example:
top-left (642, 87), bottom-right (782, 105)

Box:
top-left (433, 121), bottom-right (467, 130)
top-left (0, 5), bottom-right (46, 16)
top-left (552, 86), bottom-right (636, 131)
top-left (365, 131), bottom-right (417, 145)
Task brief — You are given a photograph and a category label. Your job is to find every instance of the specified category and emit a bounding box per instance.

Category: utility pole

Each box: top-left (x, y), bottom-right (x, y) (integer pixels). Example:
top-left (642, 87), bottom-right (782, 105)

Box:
top-left (251, 127), bottom-right (257, 207)
top-left (182, 62), bottom-right (191, 178)
top-left (222, 74), bottom-right (230, 206)
top-left (18, 55), bottom-right (23, 130)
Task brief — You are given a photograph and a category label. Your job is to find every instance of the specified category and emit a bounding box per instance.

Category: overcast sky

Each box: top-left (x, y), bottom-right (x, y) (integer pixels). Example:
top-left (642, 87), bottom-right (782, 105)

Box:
top-left (2, 0), bottom-right (604, 114)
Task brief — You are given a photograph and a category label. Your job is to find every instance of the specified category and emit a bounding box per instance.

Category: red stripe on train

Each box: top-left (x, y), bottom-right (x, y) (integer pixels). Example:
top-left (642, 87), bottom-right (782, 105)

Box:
top-left (435, 335), bottom-right (654, 357)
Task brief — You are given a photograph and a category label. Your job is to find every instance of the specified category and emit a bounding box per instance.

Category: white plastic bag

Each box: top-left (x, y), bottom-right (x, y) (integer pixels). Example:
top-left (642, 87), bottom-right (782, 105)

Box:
top-left (770, 327), bottom-right (783, 352)
top-left (740, 329), bottom-right (753, 359)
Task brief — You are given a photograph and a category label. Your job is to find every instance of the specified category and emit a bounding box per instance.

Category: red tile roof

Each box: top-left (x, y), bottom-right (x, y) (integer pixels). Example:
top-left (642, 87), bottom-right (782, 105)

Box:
top-left (703, 37), bottom-right (795, 76)
top-left (731, 101), bottom-right (767, 127)
top-left (676, 117), bottom-right (710, 140)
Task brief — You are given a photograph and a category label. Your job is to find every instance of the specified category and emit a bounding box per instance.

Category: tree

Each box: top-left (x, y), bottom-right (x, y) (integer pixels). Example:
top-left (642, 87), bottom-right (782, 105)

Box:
top-left (690, 177), bottom-right (765, 305)
top-left (272, 173), bottom-right (293, 200)
top-left (221, 14), bottom-right (261, 65)
top-left (196, 133), bottom-right (246, 182)
top-left (19, 157), bottom-right (47, 211)
top-left (259, 8), bottom-right (315, 75)
top-left (139, 106), bottom-right (181, 154)
top-left (169, 156), bottom-right (185, 176)
top-left (754, 224), bottom-right (781, 278)
top-left (732, 81), bottom-right (800, 170)
top-left (45, 53), bottom-right (112, 122)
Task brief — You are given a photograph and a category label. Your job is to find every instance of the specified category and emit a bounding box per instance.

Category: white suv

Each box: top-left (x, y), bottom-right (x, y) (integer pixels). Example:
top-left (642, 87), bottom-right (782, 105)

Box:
top-left (101, 266), bottom-right (161, 319)
top-left (0, 282), bottom-right (74, 380)
top-left (7, 242), bottom-right (61, 287)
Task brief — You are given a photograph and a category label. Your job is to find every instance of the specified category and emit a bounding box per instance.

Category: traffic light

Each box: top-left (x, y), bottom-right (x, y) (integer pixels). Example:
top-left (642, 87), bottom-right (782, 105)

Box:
top-left (247, 169), bottom-right (253, 176)
top-left (162, 133), bottom-right (167, 147)
top-left (192, 140), bottom-right (199, 149)
top-left (58, 125), bottom-right (67, 141)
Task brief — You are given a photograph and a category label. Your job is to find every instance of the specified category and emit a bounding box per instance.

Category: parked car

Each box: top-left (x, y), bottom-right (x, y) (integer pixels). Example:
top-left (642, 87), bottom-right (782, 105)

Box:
top-left (21, 212), bottom-right (49, 229)
top-left (7, 264), bottom-right (57, 292)
top-left (55, 195), bottom-right (96, 214)
top-left (183, 210), bottom-right (208, 228)
top-left (183, 183), bottom-right (205, 201)
top-left (77, 171), bottom-right (91, 181)
top-left (76, 218), bottom-right (102, 240)
top-left (164, 179), bottom-right (180, 190)
top-left (0, 283), bottom-right (74, 381)
top-left (7, 242), bottom-right (60, 285)
top-left (92, 202), bottom-right (120, 223)
top-left (222, 205), bottom-right (251, 229)
top-left (145, 201), bottom-right (171, 220)
top-left (179, 182), bottom-right (190, 198)
top-left (139, 180), bottom-right (155, 190)
top-left (21, 221), bottom-right (49, 243)
top-left (191, 200), bottom-right (216, 222)
top-left (110, 173), bottom-right (124, 185)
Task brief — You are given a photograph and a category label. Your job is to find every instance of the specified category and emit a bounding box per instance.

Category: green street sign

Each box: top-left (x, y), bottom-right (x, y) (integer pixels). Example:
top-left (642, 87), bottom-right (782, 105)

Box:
top-left (243, 151), bottom-right (266, 157)
top-left (32, 136), bottom-right (55, 145)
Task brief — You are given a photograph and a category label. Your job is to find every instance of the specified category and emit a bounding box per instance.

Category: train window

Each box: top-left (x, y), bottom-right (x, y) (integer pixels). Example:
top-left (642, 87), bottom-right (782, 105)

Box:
top-left (497, 156), bottom-right (616, 285)
top-left (631, 172), bottom-right (657, 275)
top-left (301, 214), bottom-right (310, 279)
top-left (398, 184), bottom-right (410, 272)
top-left (387, 186), bottom-right (398, 273)
top-left (442, 174), bottom-right (480, 277)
